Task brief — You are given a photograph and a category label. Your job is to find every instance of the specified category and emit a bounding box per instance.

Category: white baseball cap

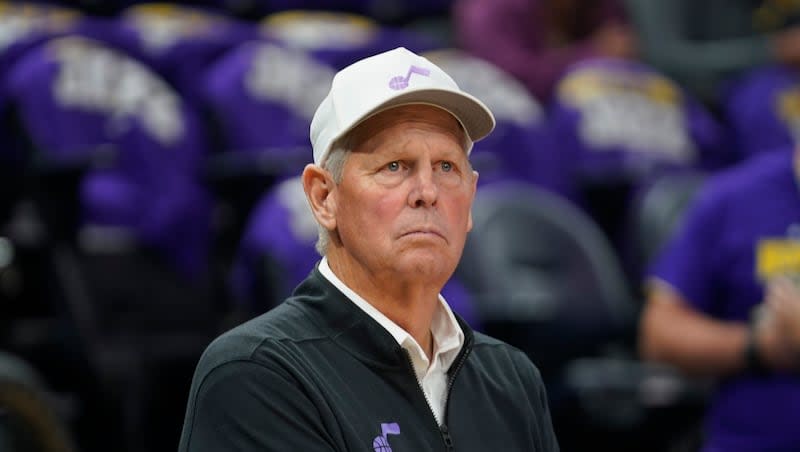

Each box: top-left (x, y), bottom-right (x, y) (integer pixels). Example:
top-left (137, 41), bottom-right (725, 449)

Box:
top-left (310, 47), bottom-right (496, 165)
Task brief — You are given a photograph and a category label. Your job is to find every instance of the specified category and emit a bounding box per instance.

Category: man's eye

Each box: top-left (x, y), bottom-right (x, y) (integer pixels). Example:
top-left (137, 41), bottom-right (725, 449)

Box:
top-left (441, 161), bottom-right (453, 172)
top-left (387, 161), bottom-right (401, 172)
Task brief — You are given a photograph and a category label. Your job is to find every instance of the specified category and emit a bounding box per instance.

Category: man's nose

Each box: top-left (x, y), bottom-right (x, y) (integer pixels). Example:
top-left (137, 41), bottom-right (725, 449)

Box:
top-left (409, 164), bottom-right (438, 207)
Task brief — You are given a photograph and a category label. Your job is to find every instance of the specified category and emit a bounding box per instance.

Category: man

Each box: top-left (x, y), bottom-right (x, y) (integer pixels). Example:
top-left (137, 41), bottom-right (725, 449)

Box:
top-left (640, 147), bottom-right (800, 451)
top-left (178, 47), bottom-right (559, 451)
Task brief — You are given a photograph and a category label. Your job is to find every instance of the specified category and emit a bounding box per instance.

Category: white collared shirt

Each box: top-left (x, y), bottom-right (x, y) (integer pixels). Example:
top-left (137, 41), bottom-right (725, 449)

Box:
top-left (318, 257), bottom-right (464, 425)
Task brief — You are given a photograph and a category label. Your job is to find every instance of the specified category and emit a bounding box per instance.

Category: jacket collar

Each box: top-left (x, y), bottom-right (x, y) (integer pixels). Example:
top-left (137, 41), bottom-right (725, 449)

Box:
top-left (289, 264), bottom-right (475, 372)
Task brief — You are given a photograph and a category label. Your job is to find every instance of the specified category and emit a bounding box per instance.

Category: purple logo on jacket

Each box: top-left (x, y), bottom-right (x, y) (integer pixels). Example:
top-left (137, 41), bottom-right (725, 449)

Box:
top-left (372, 422), bottom-right (400, 451)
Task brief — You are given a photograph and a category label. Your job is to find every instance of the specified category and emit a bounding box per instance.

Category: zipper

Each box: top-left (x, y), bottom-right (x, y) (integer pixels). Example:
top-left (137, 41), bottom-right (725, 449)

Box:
top-left (400, 348), bottom-right (452, 451)
top-left (399, 337), bottom-right (473, 452)
top-left (440, 424), bottom-right (454, 451)
top-left (442, 339), bottom-right (472, 423)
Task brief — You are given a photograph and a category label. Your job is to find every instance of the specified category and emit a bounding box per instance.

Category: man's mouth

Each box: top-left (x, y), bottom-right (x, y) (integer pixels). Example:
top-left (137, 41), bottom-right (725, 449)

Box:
top-left (400, 227), bottom-right (445, 240)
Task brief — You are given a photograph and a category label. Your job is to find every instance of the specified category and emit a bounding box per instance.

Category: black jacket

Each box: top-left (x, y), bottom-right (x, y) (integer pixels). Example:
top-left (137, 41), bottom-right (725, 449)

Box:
top-left (179, 268), bottom-right (559, 451)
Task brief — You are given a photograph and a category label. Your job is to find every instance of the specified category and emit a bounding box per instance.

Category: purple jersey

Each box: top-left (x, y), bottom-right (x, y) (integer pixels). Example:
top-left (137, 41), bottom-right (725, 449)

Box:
top-left (200, 39), bottom-right (335, 176)
top-left (0, 3), bottom-right (83, 162)
top-left (723, 65), bottom-right (800, 158)
top-left (650, 148), bottom-right (800, 451)
top-left (7, 36), bottom-right (211, 279)
top-left (81, 4), bottom-right (254, 102)
top-left (0, 3), bottom-right (82, 82)
top-left (231, 176), bottom-right (481, 327)
top-left (550, 58), bottom-right (731, 183)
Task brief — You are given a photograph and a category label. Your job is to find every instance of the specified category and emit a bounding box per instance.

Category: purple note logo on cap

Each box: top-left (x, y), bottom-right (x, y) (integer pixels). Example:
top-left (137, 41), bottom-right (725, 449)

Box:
top-left (389, 65), bottom-right (430, 90)
top-left (372, 422), bottom-right (400, 451)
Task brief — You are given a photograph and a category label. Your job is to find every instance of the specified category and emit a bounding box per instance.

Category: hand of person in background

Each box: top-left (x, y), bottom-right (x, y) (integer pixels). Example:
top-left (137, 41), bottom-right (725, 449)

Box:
top-left (591, 22), bottom-right (638, 60)
top-left (771, 27), bottom-right (800, 66)
top-left (765, 276), bottom-right (800, 358)
top-left (750, 299), bottom-right (800, 372)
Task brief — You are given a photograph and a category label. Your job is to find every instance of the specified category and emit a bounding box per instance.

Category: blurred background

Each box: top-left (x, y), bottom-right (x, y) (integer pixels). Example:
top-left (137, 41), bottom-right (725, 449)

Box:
top-left (1, 0), bottom-right (799, 451)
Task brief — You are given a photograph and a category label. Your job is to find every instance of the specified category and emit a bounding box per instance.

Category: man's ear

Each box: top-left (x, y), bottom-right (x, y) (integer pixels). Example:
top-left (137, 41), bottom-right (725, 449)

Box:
top-left (302, 164), bottom-right (337, 232)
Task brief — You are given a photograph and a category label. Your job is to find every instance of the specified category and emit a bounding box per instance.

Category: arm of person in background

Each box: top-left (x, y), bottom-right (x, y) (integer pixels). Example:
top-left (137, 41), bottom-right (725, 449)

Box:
top-left (638, 169), bottom-right (798, 377)
top-left (623, 0), bottom-right (800, 101)
top-left (640, 281), bottom-right (797, 377)
top-left (453, 0), bottom-right (636, 102)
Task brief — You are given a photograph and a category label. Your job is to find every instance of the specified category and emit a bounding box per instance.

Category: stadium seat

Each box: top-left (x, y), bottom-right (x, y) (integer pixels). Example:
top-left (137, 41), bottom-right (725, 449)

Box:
top-left (4, 35), bottom-right (216, 452)
top-left (627, 171), bottom-right (706, 282)
top-left (457, 181), bottom-right (637, 373)
top-left (0, 351), bottom-right (76, 452)
top-left (457, 181), bottom-right (710, 450)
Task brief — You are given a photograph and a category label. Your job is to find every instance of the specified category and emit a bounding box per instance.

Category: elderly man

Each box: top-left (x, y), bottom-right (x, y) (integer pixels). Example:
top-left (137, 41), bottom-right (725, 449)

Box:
top-left (179, 47), bottom-right (559, 452)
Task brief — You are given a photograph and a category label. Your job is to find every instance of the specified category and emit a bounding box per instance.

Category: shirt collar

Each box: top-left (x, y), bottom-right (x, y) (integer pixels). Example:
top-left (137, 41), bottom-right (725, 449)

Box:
top-left (318, 257), bottom-right (464, 373)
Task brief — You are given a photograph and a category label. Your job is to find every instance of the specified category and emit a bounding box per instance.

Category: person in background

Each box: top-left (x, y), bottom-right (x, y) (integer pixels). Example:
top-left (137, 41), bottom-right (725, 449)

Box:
top-left (639, 146), bottom-right (800, 451)
top-left (453, 0), bottom-right (637, 103)
top-left (625, 0), bottom-right (800, 105)
top-left (178, 47), bottom-right (559, 452)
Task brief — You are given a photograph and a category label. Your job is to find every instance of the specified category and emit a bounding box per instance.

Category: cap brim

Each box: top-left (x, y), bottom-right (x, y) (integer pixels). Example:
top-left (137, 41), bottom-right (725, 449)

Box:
top-left (371, 88), bottom-right (495, 141)
top-left (328, 87), bottom-right (495, 160)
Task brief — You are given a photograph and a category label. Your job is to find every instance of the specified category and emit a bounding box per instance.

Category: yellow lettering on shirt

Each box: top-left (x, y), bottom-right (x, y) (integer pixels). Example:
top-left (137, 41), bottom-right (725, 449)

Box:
top-left (756, 239), bottom-right (800, 281)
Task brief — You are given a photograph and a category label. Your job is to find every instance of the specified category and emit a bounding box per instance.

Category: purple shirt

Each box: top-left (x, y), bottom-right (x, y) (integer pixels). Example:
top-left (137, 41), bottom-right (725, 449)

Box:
top-left (0, 3), bottom-right (83, 163)
top-left (7, 36), bottom-right (212, 279)
top-left (650, 148), bottom-right (800, 452)
top-left (549, 58), bottom-right (731, 184)
top-left (200, 40), bottom-right (335, 176)
top-left (78, 6), bottom-right (254, 103)
top-left (454, 0), bottom-right (627, 102)
top-left (723, 65), bottom-right (800, 158)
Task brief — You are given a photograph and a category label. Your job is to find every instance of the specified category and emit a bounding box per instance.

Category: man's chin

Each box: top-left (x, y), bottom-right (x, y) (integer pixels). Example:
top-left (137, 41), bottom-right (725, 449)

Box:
top-left (395, 252), bottom-right (455, 280)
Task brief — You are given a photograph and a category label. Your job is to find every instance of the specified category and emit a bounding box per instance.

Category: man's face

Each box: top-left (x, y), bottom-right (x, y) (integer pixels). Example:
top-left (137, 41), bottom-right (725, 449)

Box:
top-left (330, 104), bottom-right (477, 287)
